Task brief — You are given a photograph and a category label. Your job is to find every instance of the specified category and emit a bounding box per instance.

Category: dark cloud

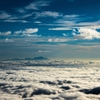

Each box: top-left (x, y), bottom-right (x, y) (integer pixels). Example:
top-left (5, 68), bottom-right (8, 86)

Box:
top-left (80, 87), bottom-right (100, 95)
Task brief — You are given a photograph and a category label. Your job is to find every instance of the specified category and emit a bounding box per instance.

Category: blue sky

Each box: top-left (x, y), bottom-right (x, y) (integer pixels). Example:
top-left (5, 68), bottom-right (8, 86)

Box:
top-left (0, 0), bottom-right (100, 60)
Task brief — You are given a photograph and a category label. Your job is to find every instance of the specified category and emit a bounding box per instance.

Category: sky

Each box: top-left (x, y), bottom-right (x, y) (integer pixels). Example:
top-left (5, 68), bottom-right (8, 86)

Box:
top-left (0, 0), bottom-right (100, 60)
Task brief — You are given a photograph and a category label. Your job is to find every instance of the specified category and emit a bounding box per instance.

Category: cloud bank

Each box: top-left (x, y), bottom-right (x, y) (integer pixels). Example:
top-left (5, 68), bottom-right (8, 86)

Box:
top-left (0, 60), bottom-right (100, 100)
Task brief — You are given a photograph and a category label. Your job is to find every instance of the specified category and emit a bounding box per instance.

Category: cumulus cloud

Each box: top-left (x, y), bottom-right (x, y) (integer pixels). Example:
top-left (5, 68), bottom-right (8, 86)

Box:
top-left (0, 31), bottom-right (11, 36)
top-left (34, 11), bottom-right (62, 19)
top-left (22, 28), bottom-right (38, 34)
top-left (73, 28), bottom-right (100, 40)
top-left (14, 28), bottom-right (40, 37)
top-left (14, 28), bottom-right (38, 36)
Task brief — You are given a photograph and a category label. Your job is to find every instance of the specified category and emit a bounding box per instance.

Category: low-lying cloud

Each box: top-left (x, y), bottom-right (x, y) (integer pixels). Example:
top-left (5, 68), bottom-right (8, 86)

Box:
top-left (0, 60), bottom-right (100, 100)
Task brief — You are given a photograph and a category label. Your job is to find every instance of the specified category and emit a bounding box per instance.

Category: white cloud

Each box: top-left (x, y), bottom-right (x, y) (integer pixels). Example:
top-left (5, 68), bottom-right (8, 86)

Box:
top-left (4, 19), bottom-right (28, 23)
top-left (82, 25), bottom-right (100, 29)
top-left (55, 20), bottom-right (76, 27)
top-left (64, 14), bottom-right (79, 18)
top-left (26, 34), bottom-right (41, 37)
top-left (0, 12), bottom-right (11, 19)
top-left (14, 28), bottom-right (39, 37)
top-left (21, 13), bottom-right (34, 19)
top-left (73, 28), bottom-right (100, 40)
top-left (1, 60), bottom-right (100, 99)
top-left (25, 1), bottom-right (51, 10)
top-left (14, 30), bottom-right (22, 35)
top-left (1, 12), bottom-right (32, 23)
top-left (49, 27), bottom-right (71, 30)
top-left (78, 20), bottom-right (100, 27)
top-left (34, 11), bottom-right (62, 19)
top-left (0, 31), bottom-right (11, 36)
top-left (22, 28), bottom-right (38, 34)
top-left (34, 21), bottom-right (41, 24)
top-left (16, 8), bottom-right (26, 13)
top-left (63, 33), bottom-right (67, 36)
top-left (53, 14), bottom-right (81, 27)
top-left (48, 38), bottom-right (68, 42)
top-left (39, 50), bottom-right (51, 53)
top-left (5, 38), bottom-right (14, 42)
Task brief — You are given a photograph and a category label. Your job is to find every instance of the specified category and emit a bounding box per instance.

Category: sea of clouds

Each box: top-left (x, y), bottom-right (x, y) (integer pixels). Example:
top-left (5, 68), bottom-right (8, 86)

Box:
top-left (0, 60), bottom-right (100, 100)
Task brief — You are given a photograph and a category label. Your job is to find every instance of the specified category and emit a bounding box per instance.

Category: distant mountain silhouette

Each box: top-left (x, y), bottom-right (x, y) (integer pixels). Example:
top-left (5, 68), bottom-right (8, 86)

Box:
top-left (32, 56), bottom-right (49, 60)
top-left (10, 56), bottom-right (49, 60)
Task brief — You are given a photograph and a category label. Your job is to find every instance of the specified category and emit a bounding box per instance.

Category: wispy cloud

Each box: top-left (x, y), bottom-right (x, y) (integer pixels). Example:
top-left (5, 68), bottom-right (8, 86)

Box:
top-left (0, 31), bottom-right (11, 36)
top-left (4, 19), bottom-right (28, 23)
top-left (16, 8), bottom-right (27, 13)
top-left (43, 14), bottom-right (79, 27)
top-left (64, 14), bottom-right (80, 19)
top-left (34, 11), bottom-right (63, 19)
top-left (34, 21), bottom-right (41, 24)
top-left (5, 38), bottom-right (14, 42)
top-left (48, 38), bottom-right (68, 42)
top-left (62, 33), bottom-right (67, 37)
top-left (0, 11), bottom-right (29, 23)
top-left (77, 20), bottom-right (100, 27)
top-left (14, 30), bottom-right (23, 35)
top-left (22, 28), bottom-right (38, 34)
top-left (0, 10), bottom-right (33, 23)
top-left (14, 28), bottom-right (39, 37)
top-left (0, 12), bottom-right (11, 19)
top-left (49, 27), bottom-right (72, 30)
top-left (25, 0), bottom-right (51, 10)
top-left (47, 15), bottom-right (100, 32)
top-left (38, 50), bottom-right (51, 53)
top-left (54, 17), bottom-right (78, 27)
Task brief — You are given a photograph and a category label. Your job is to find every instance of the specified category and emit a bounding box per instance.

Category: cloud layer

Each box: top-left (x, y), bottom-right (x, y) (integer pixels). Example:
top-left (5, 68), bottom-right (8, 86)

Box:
top-left (0, 60), bottom-right (100, 100)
